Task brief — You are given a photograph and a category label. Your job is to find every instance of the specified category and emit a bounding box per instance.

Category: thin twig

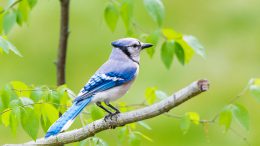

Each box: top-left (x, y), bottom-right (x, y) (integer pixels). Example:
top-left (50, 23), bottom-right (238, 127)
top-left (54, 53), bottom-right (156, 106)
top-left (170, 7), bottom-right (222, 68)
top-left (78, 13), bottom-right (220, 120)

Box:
top-left (164, 113), bottom-right (215, 124)
top-left (0, 0), bottom-right (22, 14)
top-left (229, 83), bottom-right (249, 104)
top-left (12, 88), bottom-right (55, 92)
top-left (0, 102), bottom-right (69, 115)
top-left (12, 88), bottom-right (77, 99)
top-left (230, 127), bottom-right (251, 146)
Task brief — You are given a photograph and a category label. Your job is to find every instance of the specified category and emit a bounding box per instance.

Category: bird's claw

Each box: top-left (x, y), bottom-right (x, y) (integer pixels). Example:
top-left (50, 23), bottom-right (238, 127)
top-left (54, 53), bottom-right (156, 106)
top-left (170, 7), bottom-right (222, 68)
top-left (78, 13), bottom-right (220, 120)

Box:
top-left (104, 114), bottom-right (112, 121)
top-left (104, 112), bottom-right (120, 122)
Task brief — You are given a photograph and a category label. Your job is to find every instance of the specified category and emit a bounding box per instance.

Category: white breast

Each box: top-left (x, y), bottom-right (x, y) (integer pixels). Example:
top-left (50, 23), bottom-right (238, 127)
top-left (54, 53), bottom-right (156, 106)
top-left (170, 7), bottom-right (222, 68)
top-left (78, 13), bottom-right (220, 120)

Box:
top-left (91, 65), bottom-right (139, 103)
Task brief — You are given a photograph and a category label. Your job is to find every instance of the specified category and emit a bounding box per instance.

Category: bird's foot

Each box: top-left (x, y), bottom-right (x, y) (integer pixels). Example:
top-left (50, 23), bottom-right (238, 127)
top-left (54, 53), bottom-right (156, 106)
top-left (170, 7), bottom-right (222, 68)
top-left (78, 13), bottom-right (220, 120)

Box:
top-left (104, 111), bottom-right (120, 122)
top-left (104, 114), bottom-right (112, 121)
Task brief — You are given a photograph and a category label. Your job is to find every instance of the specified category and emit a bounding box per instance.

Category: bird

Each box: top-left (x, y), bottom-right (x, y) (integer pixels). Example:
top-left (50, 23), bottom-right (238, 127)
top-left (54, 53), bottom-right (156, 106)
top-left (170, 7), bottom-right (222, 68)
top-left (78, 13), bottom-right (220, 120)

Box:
top-left (45, 38), bottom-right (153, 138)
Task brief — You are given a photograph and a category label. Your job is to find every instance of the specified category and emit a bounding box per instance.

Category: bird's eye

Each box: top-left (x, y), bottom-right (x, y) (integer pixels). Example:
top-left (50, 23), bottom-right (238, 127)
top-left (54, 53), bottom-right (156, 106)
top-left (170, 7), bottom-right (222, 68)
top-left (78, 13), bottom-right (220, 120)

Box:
top-left (132, 44), bottom-right (138, 47)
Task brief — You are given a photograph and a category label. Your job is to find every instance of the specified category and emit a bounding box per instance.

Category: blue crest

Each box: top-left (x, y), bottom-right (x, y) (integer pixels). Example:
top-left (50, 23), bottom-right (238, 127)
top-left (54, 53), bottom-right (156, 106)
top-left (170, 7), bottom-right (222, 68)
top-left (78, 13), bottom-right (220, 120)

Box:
top-left (111, 38), bottom-right (139, 48)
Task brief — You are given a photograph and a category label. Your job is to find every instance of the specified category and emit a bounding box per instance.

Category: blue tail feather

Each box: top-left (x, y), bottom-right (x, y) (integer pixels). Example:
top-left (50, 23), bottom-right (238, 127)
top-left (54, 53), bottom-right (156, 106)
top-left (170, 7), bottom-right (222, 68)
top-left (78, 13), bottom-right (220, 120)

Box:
top-left (45, 98), bottom-right (92, 138)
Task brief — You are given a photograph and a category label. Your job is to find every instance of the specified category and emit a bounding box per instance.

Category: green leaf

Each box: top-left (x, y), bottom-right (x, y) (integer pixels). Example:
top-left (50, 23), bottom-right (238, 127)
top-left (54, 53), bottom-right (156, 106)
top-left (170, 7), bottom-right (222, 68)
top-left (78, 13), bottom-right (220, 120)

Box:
top-left (121, 0), bottom-right (133, 30)
top-left (10, 81), bottom-right (30, 97)
top-left (118, 102), bottom-right (128, 112)
top-left (137, 121), bottom-right (152, 130)
top-left (30, 87), bottom-right (43, 102)
top-left (183, 35), bottom-right (206, 58)
top-left (252, 78), bottom-right (260, 86)
top-left (1, 89), bottom-right (10, 108)
top-left (133, 131), bottom-right (153, 142)
top-left (118, 127), bottom-right (129, 142)
top-left (179, 115), bottom-right (191, 134)
top-left (162, 28), bottom-right (182, 40)
top-left (78, 139), bottom-right (89, 146)
top-left (0, 97), bottom-right (4, 114)
top-left (129, 132), bottom-right (141, 146)
top-left (174, 42), bottom-right (185, 65)
top-left (145, 87), bottom-right (157, 105)
top-left (230, 104), bottom-right (249, 130)
top-left (42, 104), bottom-right (59, 123)
top-left (0, 36), bottom-right (9, 53)
top-left (104, 2), bottom-right (119, 32)
top-left (0, 48), bottom-right (3, 54)
top-left (129, 123), bottom-right (136, 129)
top-left (161, 40), bottom-right (175, 69)
top-left (15, 9), bottom-right (23, 26)
top-left (7, 0), bottom-right (18, 7)
top-left (3, 11), bottom-right (17, 34)
top-left (0, 36), bottom-right (22, 56)
top-left (20, 97), bottom-right (34, 108)
top-left (145, 30), bottom-right (160, 58)
top-left (27, 0), bottom-right (38, 8)
top-left (10, 112), bottom-right (19, 135)
top-left (1, 84), bottom-right (17, 108)
top-left (161, 32), bottom-right (195, 63)
top-left (249, 85), bottom-right (260, 102)
top-left (187, 112), bottom-right (200, 125)
top-left (17, 0), bottom-right (30, 25)
top-left (91, 137), bottom-right (108, 146)
top-left (155, 90), bottom-right (168, 100)
top-left (48, 90), bottom-right (60, 107)
top-left (59, 94), bottom-right (71, 113)
top-left (145, 45), bottom-right (155, 58)
top-left (177, 38), bottom-right (194, 63)
top-left (9, 99), bottom-right (22, 117)
top-left (6, 38), bottom-right (22, 56)
top-left (90, 105), bottom-right (104, 121)
top-left (219, 108), bottom-right (232, 131)
top-left (21, 108), bottom-right (39, 140)
top-left (57, 85), bottom-right (72, 113)
top-left (40, 115), bottom-right (51, 132)
top-left (0, 8), bottom-right (3, 34)
top-left (1, 110), bottom-right (11, 127)
top-left (143, 0), bottom-right (164, 26)
top-left (81, 137), bottom-right (108, 146)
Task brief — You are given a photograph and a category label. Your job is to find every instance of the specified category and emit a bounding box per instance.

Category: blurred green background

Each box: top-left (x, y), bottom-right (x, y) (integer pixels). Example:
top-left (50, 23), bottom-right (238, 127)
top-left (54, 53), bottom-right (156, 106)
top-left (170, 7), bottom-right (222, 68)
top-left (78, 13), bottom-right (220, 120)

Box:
top-left (1, 0), bottom-right (260, 145)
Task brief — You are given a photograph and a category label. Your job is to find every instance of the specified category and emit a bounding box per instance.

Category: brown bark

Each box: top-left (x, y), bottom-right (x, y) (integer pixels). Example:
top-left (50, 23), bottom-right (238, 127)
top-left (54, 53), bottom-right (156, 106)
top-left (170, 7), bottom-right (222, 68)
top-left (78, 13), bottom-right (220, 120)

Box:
top-left (56, 0), bottom-right (70, 86)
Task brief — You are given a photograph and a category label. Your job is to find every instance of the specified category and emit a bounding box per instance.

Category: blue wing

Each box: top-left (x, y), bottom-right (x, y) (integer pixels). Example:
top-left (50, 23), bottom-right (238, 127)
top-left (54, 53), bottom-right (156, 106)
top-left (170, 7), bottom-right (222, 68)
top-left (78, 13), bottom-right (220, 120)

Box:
top-left (73, 67), bottom-right (137, 103)
top-left (45, 67), bottom-right (137, 138)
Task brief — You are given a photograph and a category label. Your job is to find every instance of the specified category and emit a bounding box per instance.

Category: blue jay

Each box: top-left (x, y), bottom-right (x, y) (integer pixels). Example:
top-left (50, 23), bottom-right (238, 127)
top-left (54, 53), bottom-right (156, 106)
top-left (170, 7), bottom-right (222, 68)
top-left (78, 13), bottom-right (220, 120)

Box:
top-left (45, 38), bottom-right (152, 138)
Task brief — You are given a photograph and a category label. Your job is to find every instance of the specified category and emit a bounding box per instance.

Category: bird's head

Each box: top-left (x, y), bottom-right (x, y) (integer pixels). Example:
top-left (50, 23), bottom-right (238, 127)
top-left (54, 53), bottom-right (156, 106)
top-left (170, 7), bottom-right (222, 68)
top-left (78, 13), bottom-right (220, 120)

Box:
top-left (111, 38), bottom-right (153, 62)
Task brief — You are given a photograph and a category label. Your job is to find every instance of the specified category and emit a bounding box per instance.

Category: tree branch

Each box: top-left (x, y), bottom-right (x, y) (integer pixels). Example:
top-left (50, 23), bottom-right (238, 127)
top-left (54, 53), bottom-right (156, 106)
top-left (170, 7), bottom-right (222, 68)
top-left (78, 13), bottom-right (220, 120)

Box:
top-left (56, 0), bottom-right (70, 86)
top-left (5, 79), bottom-right (209, 145)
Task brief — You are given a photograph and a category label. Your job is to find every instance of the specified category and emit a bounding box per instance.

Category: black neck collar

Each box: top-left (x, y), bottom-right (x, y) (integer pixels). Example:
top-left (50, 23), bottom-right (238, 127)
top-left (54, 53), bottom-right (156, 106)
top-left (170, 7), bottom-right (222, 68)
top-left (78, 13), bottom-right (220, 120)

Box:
top-left (119, 47), bottom-right (139, 65)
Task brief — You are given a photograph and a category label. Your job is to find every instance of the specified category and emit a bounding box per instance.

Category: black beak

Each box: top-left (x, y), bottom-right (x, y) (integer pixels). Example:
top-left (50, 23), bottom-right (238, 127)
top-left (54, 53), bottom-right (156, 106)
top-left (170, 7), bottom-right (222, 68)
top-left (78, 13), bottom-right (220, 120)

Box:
top-left (141, 43), bottom-right (153, 50)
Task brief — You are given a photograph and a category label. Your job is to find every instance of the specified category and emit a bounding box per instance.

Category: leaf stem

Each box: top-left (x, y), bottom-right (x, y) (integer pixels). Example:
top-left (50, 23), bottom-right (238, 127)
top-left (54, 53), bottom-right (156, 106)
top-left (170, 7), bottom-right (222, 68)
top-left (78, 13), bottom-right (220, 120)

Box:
top-left (0, 0), bottom-right (23, 14)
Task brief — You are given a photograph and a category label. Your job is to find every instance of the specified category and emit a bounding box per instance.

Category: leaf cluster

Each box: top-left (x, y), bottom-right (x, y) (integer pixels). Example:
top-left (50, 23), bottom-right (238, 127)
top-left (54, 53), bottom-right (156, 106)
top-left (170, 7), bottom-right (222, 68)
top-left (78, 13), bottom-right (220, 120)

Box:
top-left (104, 0), bottom-right (206, 69)
top-left (0, 0), bottom-right (37, 56)
top-left (0, 81), bottom-right (72, 140)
